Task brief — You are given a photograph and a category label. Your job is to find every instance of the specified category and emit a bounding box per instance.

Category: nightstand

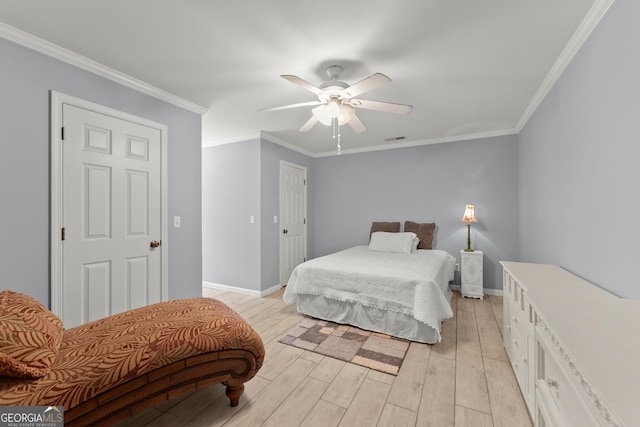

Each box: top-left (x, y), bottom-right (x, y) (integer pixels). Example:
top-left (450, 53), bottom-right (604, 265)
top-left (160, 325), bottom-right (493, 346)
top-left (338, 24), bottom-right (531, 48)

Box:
top-left (460, 249), bottom-right (483, 299)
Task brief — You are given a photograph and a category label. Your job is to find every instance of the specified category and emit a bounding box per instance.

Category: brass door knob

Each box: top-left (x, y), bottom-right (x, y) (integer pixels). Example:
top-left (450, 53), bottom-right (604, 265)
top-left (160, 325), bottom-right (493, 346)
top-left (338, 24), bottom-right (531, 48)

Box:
top-left (150, 240), bottom-right (161, 248)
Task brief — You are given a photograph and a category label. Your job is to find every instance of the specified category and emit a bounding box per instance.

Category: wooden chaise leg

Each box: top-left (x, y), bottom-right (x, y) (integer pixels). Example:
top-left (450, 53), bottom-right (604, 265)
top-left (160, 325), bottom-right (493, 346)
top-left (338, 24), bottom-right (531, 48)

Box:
top-left (225, 382), bottom-right (245, 407)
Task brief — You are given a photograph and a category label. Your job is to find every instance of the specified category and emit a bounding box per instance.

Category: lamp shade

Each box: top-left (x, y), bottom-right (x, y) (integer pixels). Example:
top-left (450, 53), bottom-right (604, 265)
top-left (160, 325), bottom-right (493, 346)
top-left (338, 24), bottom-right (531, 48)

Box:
top-left (461, 204), bottom-right (477, 223)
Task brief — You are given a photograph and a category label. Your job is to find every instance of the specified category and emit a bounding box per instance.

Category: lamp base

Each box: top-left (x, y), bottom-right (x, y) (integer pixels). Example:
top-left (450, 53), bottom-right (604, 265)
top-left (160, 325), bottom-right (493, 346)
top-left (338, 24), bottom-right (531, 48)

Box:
top-left (465, 223), bottom-right (474, 252)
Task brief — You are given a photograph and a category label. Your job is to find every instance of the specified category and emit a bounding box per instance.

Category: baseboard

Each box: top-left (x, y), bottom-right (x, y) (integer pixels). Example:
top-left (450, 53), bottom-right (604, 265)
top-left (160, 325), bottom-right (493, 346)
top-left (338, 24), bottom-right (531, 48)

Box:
top-left (261, 283), bottom-right (285, 297)
top-left (450, 284), bottom-right (503, 297)
top-left (484, 288), bottom-right (504, 297)
top-left (202, 281), bottom-right (284, 298)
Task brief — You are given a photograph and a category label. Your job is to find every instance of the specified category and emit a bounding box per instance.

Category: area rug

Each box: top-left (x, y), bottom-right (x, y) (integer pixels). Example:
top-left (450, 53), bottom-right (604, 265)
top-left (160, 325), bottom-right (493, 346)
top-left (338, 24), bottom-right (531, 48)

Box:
top-left (277, 317), bottom-right (410, 375)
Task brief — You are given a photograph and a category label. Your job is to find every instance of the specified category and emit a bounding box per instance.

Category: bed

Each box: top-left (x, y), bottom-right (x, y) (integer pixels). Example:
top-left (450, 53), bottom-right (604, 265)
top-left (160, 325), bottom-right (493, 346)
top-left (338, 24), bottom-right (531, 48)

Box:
top-left (283, 222), bottom-right (456, 344)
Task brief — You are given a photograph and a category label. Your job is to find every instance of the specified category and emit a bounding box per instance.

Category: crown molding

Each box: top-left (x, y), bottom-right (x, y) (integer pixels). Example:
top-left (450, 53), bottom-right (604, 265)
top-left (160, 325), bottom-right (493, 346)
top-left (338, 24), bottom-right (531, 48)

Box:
top-left (516, 0), bottom-right (615, 131)
top-left (201, 131), bottom-right (316, 158)
top-left (0, 22), bottom-right (208, 115)
top-left (313, 128), bottom-right (518, 158)
top-left (202, 132), bottom-right (262, 148)
top-left (206, 127), bottom-right (517, 158)
top-left (260, 132), bottom-right (316, 157)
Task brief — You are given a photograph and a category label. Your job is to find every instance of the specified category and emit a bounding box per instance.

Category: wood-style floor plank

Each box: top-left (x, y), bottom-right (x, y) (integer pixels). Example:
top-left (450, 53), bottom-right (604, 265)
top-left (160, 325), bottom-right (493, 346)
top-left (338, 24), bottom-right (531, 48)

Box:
top-left (473, 298), bottom-right (496, 321)
top-left (321, 362), bottom-right (369, 408)
top-left (455, 343), bottom-right (491, 414)
top-left (377, 403), bottom-right (418, 427)
top-left (458, 295), bottom-right (476, 312)
top-left (300, 399), bottom-right (346, 427)
top-left (455, 405), bottom-right (495, 427)
top-left (477, 319), bottom-right (509, 362)
top-left (483, 358), bottom-right (533, 427)
top-left (116, 287), bottom-right (533, 427)
top-left (432, 316), bottom-right (457, 359)
top-left (457, 309), bottom-right (480, 346)
top-left (181, 375), bottom-right (270, 427)
top-left (223, 358), bottom-right (317, 427)
top-left (338, 378), bottom-right (391, 427)
top-left (261, 377), bottom-right (329, 427)
top-left (386, 342), bottom-right (431, 411)
top-left (416, 355), bottom-right (455, 427)
top-left (309, 355), bottom-right (347, 383)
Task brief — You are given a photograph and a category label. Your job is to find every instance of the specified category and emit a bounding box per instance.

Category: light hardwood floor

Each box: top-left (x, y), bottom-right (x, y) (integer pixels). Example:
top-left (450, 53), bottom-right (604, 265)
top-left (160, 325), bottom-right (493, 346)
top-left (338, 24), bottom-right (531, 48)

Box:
top-left (116, 288), bottom-right (532, 427)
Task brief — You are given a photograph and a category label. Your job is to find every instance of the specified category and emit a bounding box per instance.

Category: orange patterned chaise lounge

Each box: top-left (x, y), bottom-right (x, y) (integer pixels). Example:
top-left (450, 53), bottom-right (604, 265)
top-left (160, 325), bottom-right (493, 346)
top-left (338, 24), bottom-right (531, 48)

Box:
top-left (0, 290), bottom-right (265, 426)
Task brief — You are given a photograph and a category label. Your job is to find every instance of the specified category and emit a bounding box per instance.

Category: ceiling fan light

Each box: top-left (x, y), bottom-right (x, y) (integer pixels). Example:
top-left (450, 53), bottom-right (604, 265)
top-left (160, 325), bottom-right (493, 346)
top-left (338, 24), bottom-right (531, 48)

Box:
top-left (337, 104), bottom-right (356, 125)
top-left (312, 105), bottom-right (333, 126)
top-left (326, 100), bottom-right (340, 117)
top-left (312, 100), bottom-right (341, 126)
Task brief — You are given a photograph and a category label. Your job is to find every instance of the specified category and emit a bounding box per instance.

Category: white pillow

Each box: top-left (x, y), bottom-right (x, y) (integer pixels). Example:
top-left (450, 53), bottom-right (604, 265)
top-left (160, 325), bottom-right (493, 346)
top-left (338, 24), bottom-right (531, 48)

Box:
top-left (368, 232), bottom-right (418, 254)
top-left (411, 235), bottom-right (419, 253)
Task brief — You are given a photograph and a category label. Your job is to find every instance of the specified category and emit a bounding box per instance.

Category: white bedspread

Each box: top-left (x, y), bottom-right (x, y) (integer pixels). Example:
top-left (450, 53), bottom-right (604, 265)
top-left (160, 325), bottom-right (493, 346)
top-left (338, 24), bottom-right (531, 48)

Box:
top-left (283, 246), bottom-right (456, 339)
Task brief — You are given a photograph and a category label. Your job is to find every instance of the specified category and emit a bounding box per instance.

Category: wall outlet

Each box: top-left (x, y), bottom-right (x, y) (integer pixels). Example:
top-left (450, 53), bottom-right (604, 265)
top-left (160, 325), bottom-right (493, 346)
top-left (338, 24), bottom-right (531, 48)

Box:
top-left (455, 263), bottom-right (460, 271)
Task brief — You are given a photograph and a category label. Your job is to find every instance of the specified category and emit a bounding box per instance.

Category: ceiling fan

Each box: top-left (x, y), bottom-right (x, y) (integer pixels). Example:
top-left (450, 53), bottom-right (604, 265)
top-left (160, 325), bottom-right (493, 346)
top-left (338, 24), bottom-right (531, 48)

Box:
top-left (262, 65), bottom-right (413, 134)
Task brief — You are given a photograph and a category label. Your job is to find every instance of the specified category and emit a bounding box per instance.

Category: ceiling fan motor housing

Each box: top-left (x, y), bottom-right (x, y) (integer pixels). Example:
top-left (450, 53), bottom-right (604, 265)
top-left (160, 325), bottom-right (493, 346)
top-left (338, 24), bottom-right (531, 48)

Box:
top-left (326, 65), bottom-right (343, 80)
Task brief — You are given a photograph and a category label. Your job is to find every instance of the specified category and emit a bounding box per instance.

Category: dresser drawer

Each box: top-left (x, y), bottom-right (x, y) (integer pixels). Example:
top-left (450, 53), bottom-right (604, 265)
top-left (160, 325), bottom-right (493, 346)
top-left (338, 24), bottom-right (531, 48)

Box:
top-left (536, 324), bottom-right (599, 427)
top-left (536, 385), bottom-right (567, 427)
top-left (508, 322), bottom-right (527, 388)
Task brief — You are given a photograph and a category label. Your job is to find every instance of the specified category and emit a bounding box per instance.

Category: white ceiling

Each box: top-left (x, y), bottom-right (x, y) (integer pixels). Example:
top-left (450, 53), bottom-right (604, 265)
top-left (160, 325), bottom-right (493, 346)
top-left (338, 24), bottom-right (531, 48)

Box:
top-left (0, 0), bottom-right (609, 156)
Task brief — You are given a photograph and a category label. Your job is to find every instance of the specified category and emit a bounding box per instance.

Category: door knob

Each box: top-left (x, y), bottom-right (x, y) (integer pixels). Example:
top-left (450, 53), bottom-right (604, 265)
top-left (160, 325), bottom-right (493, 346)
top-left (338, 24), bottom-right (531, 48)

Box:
top-left (150, 240), bottom-right (161, 248)
top-left (282, 229), bottom-right (288, 234)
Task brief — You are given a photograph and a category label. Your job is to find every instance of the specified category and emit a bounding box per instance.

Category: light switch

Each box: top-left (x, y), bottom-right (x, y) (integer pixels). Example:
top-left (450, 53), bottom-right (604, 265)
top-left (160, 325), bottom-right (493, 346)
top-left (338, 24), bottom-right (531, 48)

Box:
top-left (274, 215), bottom-right (278, 224)
top-left (173, 216), bottom-right (181, 228)
top-left (250, 215), bottom-right (255, 224)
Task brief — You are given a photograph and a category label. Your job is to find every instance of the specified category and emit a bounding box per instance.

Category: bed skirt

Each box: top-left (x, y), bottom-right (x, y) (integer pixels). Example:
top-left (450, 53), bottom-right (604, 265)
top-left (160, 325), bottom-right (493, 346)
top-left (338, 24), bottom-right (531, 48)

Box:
top-left (296, 294), bottom-right (442, 344)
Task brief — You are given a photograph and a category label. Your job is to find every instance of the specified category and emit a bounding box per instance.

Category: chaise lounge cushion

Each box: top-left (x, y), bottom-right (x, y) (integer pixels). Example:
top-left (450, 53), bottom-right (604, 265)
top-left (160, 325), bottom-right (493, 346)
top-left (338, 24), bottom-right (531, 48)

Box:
top-left (0, 290), bottom-right (64, 378)
top-left (0, 297), bottom-right (265, 410)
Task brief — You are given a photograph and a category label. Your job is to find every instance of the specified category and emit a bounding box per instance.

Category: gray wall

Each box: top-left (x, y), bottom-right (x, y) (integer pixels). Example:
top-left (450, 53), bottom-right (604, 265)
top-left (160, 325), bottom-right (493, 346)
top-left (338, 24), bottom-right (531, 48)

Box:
top-left (518, 0), bottom-right (639, 299)
top-left (202, 140), bottom-right (262, 291)
top-left (313, 135), bottom-right (519, 290)
top-left (203, 135), bottom-right (518, 292)
top-left (0, 37), bottom-right (203, 307)
top-left (259, 139), bottom-right (315, 288)
top-left (202, 138), bottom-right (314, 292)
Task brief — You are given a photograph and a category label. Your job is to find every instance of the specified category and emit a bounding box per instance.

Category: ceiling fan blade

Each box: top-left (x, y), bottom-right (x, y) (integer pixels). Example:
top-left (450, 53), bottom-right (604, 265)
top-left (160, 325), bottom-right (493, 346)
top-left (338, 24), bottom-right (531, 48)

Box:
top-left (342, 73), bottom-right (391, 98)
top-left (348, 115), bottom-right (367, 134)
top-left (299, 116), bottom-right (318, 132)
top-left (281, 75), bottom-right (324, 96)
top-left (260, 100), bottom-right (322, 112)
top-left (350, 99), bottom-right (413, 115)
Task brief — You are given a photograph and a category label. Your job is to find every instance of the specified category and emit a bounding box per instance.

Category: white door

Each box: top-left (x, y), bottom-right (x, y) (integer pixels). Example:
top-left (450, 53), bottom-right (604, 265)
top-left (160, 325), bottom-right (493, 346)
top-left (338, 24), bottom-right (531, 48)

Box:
top-left (51, 94), bottom-right (167, 328)
top-left (279, 161), bottom-right (307, 286)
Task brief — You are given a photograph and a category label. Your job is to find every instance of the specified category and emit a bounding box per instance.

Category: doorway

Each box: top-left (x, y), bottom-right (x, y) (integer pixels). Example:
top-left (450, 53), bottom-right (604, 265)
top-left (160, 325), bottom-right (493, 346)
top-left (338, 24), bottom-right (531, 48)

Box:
top-left (279, 161), bottom-right (307, 286)
top-left (51, 92), bottom-right (168, 327)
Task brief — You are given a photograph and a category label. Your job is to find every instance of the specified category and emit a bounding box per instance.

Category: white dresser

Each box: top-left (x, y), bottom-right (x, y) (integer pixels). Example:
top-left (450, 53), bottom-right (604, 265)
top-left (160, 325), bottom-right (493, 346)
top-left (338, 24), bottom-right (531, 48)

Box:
top-left (501, 262), bottom-right (640, 427)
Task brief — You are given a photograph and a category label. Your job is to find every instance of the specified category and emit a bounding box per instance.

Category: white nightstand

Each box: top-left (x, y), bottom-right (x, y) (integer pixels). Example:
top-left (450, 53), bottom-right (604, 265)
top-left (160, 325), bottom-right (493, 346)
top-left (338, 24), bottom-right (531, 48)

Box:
top-left (460, 249), bottom-right (483, 299)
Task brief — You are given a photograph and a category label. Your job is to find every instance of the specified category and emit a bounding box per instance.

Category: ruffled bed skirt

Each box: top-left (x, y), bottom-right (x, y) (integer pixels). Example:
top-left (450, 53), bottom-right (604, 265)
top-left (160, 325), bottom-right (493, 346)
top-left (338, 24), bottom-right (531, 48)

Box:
top-left (296, 294), bottom-right (445, 344)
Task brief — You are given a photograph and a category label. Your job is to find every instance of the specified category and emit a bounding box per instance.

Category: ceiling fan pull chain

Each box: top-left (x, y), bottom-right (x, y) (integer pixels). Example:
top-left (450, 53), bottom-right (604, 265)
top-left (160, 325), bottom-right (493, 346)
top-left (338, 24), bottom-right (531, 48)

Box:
top-left (332, 118), bottom-right (342, 155)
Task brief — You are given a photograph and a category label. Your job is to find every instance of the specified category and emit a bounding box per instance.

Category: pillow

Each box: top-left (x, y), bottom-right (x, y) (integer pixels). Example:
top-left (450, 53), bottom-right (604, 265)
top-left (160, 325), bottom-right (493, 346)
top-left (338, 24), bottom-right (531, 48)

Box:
top-left (404, 221), bottom-right (436, 249)
top-left (0, 290), bottom-right (64, 378)
top-left (411, 235), bottom-right (419, 253)
top-left (369, 232), bottom-right (418, 254)
top-left (369, 221), bottom-right (400, 240)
